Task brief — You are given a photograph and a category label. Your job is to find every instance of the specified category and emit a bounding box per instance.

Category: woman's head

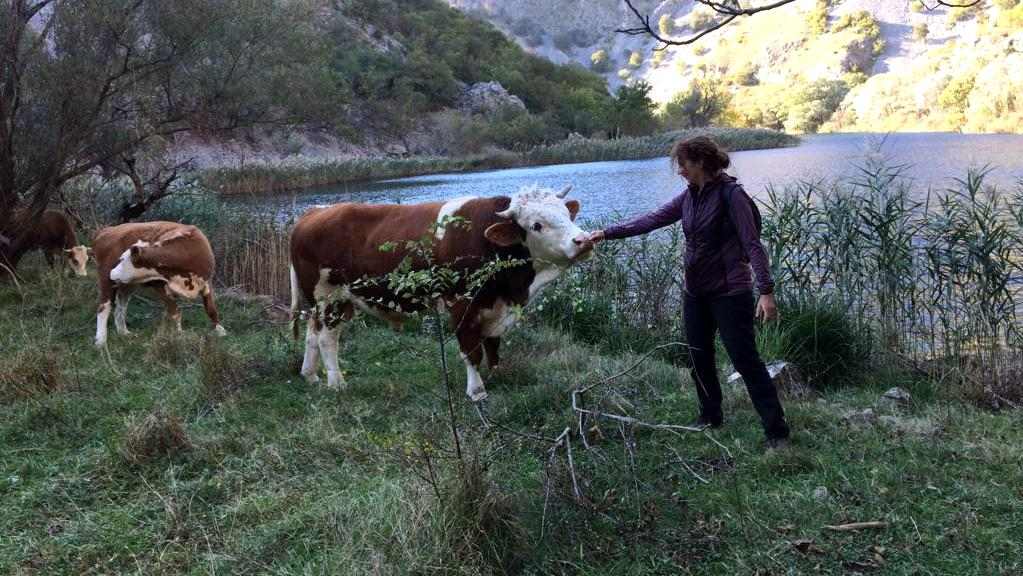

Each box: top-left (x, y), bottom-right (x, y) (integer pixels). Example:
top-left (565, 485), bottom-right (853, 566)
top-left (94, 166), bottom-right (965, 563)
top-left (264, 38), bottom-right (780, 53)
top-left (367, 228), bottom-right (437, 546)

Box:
top-left (671, 136), bottom-right (730, 183)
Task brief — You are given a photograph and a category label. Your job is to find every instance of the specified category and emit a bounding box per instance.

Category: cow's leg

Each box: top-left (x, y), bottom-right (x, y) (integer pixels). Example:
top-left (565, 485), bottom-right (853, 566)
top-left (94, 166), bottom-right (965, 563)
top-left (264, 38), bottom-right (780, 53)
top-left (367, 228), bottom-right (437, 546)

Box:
top-left (95, 280), bottom-right (114, 348)
top-left (300, 316), bottom-right (321, 384)
top-left (200, 286), bottom-right (227, 336)
top-left (484, 337), bottom-right (501, 370)
top-left (454, 325), bottom-right (487, 402)
top-left (153, 285), bottom-right (181, 332)
top-left (114, 286), bottom-right (135, 335)
top-left (44, 249), bottom-right (55, 269)
top-left (318, 302), bottom-right (352, 390)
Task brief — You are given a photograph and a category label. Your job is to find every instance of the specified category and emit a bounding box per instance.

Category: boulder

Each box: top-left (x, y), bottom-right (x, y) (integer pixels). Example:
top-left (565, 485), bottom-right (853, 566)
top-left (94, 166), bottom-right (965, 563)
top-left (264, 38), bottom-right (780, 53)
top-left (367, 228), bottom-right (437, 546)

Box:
top-left (881, 387), bottom-right (911, 404)
top-left (457, 81), bottom-right (526, 116)
top-left (727, 360), bottom-right (811, 397)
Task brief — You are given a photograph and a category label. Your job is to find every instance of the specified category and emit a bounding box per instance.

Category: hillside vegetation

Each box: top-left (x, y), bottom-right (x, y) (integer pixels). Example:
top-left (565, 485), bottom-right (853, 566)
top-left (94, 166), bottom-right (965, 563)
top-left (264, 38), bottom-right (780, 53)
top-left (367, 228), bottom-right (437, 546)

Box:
top-left (451, 0), bottom-right (1023, 133)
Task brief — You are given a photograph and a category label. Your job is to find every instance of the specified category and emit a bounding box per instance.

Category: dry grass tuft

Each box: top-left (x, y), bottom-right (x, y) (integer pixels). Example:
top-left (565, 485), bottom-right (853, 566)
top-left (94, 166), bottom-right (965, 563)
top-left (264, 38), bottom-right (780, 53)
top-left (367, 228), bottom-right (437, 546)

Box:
top-left (119, 410), bottom-right (192, 465)
top-left (0, 349), bottom-right (64, 401)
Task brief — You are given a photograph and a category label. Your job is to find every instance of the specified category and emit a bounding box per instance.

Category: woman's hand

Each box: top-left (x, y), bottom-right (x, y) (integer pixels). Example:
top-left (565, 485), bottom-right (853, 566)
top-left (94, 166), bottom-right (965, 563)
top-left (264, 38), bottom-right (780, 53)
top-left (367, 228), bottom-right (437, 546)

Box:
top-left (578, 230), bottom-right (605, 249)
top-left (756, 294), bottom-right (778, 322)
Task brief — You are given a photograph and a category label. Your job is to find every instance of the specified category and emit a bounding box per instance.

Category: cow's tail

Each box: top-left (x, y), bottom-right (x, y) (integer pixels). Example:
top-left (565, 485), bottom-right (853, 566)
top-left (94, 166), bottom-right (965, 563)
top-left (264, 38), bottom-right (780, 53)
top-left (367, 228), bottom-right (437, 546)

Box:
top-left (290, 263), bottom-right (301, 340)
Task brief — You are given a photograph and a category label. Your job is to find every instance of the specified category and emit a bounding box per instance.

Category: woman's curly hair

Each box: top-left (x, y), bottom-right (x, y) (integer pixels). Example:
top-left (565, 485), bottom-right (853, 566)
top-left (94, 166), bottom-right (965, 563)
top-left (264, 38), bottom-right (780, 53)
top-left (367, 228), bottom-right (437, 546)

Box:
top-left (671, 136), bottom-right (731, 173)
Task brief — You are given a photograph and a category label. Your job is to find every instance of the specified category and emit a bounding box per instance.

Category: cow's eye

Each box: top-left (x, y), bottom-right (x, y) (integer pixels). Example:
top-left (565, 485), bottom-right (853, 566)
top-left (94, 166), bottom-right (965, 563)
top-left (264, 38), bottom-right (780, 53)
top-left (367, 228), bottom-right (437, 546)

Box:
top-left (532, 222), bottom-right (543, 232)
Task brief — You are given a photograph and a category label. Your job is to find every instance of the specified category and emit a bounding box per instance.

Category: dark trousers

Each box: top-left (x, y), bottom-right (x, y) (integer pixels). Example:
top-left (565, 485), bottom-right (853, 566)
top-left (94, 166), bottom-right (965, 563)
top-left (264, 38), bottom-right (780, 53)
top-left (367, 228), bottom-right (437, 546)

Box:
top-left (684, 291), bottom-right (790, 439)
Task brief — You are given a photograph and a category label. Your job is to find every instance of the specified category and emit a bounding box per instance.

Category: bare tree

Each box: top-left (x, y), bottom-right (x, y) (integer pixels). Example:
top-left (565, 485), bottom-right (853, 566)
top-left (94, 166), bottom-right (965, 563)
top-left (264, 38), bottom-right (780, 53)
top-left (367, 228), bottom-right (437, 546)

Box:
top-left (620, 0), bottom-right (984, 49)
top-left (0, 0), bottom-right (323, 272)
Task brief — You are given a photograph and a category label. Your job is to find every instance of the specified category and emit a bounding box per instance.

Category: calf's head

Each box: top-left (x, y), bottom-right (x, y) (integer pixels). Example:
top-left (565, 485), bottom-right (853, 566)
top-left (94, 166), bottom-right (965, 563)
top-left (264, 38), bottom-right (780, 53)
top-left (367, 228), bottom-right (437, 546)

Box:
top-left (64, 246), bottom-right (91, 277)
top-left (110, 241), bottom-right (164, 284)
top-left (484, 184), bottom-right (592, 267)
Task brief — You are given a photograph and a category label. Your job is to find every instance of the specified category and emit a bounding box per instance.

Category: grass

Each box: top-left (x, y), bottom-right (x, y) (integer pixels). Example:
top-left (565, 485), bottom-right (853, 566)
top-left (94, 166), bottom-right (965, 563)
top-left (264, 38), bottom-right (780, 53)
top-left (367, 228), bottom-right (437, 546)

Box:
top-left (1, 261), bottom-right (1021, 575)
top-left (200, 128), bottom-right (798, 196)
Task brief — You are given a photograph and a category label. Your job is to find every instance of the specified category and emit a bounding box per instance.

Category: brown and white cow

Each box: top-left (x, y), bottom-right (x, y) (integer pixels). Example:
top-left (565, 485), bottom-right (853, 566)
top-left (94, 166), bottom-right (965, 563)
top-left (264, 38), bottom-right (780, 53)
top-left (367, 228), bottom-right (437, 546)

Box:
top-left (92, 221), bottom-right (226, 347)
top-left (15, 210), bottom-right (90, 276)
top-left (289, 184), bottom-right (592, 401)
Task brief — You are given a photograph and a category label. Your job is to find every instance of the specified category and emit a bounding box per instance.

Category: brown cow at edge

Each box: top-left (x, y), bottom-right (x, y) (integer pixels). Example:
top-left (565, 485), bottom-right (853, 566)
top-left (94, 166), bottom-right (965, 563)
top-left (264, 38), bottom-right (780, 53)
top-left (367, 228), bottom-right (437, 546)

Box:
top-left (289, 184), bottom-right (592, 401)
top-left (92, 221), bottom-right (226, 347)
top-left (2, 210), bottom-right (90, 276)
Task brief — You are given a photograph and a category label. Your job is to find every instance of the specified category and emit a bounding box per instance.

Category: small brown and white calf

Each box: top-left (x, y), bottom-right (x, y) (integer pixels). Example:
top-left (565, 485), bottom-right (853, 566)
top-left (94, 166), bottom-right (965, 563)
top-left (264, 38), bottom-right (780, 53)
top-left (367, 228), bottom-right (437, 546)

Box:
top-left (18, 210), bottom-right (90, 276)
top-left (290, 184), bottom-right (592, 401)
top-left (92, 221), bottom-right (226, 347)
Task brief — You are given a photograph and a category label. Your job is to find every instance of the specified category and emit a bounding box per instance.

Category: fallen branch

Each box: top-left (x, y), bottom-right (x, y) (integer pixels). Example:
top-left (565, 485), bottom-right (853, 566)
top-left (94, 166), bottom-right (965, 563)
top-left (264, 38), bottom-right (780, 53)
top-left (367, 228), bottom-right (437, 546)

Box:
top-left (824, 521), bottom-right (889, 532)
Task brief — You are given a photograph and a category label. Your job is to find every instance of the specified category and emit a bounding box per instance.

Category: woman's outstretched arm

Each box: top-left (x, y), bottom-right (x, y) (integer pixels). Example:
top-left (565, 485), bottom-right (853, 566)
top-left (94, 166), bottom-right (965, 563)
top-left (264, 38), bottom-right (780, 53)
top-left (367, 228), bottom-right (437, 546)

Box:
top-left (601, 193), bottom-right (686, 240)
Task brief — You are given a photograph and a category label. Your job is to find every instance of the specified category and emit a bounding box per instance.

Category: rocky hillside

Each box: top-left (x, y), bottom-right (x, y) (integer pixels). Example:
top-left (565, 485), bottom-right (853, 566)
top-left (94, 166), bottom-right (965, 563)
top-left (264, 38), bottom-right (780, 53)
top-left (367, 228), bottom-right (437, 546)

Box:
top-left (448, 0), bottom-right (1023, 133)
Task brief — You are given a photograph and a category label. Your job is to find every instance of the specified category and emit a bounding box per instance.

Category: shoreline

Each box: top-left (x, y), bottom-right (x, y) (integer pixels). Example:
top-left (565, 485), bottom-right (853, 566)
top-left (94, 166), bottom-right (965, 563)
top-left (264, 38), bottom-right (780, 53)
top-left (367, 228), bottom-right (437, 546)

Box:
top-left (200, 127), bottom-right (799, 197)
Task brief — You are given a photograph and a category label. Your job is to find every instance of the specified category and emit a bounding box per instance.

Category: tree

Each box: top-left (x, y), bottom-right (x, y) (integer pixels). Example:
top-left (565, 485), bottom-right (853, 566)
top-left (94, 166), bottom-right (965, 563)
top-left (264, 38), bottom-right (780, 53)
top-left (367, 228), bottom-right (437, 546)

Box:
top-left (0, 0), bottom-right (323, 272)
top-left (661, 78), bottom-right (731, 128)
top-left (611, 81), bottom-right (657, 137)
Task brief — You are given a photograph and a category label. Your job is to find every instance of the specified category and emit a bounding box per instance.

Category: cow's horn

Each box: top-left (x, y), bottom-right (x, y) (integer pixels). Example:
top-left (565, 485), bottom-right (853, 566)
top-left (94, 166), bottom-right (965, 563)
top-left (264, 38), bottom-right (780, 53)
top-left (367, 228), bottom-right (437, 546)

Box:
top-left (495, 208), bottom-right (515, 219)
top-left (555, 185), bottom-right (572, 199)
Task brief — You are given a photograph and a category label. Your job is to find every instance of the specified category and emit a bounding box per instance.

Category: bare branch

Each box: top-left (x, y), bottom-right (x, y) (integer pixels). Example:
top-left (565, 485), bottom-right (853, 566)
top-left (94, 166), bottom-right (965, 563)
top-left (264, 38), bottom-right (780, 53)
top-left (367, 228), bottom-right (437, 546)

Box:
top-left (619, 0), bottom-right (982, 48)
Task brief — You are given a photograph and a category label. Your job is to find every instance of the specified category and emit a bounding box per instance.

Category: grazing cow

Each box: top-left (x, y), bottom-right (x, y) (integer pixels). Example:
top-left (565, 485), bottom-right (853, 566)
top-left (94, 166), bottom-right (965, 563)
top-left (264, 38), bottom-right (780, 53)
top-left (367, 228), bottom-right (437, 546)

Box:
top-left (10, 210), bottom-right (90, 276)
top-left (290, 184), bottom-right (592, 401)
top-left (92, 221), bottom-right (226, 347)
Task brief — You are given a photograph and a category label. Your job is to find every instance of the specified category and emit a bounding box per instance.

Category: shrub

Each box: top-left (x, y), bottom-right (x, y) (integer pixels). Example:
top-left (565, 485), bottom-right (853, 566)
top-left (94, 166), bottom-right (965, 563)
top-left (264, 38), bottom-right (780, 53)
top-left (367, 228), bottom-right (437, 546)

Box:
top-left (996, 4), bottom-right (1023, 27)
top-left (628, 50), bottom-right (643, 68)
top-left (617, 68), bottom-right (632, 80)
top-left (913, 23), bottom-right (929, 40)
top-left (994, 0), bottom-right (1019, 9)
top-left (688, 9), bottom-right (717, 30)
top-left (590, 49), bottom-right (611, 72)
top-left (651, 49), bottom-right (668, 67)
top-left (939, 73), bottom-right (976, 114)
top-left (762, 299), bottom-right (870, 388)
top-left (806, 0), bottom-right (830, 36)
top-left (659, 13), bottom-right (676, 36)
top-left (910, 0), bottom-right (926, 13)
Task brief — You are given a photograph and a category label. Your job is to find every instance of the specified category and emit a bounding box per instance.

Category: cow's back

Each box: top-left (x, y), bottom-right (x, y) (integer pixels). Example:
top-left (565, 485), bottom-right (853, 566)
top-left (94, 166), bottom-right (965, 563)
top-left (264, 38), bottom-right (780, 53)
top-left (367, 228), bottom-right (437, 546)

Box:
top-left (291, 202), bottom-right (444, 279)
top-left (93, 221), bottom-right (214, 280)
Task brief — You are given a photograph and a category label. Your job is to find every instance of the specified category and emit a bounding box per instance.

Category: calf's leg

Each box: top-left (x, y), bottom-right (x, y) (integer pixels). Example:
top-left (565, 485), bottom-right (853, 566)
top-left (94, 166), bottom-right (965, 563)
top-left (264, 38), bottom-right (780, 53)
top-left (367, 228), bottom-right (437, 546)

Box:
top-left (114, 286), bottom-right (134, 335)
top-left (301, 317), bottom-right (321, 383)
top-left (202, 286), bottom-right (227, 336)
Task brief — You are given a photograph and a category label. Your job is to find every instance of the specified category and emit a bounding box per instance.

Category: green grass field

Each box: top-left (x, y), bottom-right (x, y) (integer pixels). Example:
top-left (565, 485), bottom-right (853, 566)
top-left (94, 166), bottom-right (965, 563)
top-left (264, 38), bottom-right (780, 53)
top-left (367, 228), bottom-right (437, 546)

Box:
top-left (1, 263), bottom-right (1020, 575)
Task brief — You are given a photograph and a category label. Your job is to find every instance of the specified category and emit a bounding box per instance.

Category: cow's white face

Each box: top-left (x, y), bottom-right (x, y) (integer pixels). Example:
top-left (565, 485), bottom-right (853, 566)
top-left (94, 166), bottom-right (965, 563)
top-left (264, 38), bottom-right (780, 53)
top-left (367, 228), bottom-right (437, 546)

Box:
top-left (486, 185), bottom-right (592, 267)
top-left (64, 245), bottom-right (90, 277)
top-left (110, 241), bottom-right (162, 284)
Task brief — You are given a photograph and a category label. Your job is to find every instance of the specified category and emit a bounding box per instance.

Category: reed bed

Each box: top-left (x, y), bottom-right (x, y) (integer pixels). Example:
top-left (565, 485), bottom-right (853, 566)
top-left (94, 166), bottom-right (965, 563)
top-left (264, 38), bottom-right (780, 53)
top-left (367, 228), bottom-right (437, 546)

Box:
top-left (202, 128), bottom-right (797, 196)
top-left (761, 163), bottom-right (1023, 395)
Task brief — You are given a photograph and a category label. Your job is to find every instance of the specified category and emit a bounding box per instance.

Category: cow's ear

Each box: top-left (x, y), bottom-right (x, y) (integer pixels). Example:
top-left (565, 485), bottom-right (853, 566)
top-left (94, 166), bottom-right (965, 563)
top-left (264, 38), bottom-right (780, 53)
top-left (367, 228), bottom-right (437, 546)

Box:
top-left (86, 247), bottom-right (94, 257)
top-left (484, 222), bottom-right (525, 246)
top-left (130, 245), bottom-right (143, 260)
top-left (565, 200), bottom-right (580, 221)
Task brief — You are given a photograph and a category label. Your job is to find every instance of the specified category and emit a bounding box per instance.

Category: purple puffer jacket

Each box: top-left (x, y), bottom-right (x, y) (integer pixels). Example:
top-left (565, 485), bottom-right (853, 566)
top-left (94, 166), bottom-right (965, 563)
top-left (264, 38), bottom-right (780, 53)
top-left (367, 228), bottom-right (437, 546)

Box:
top-left (603, 174), bottom-right (774, 297)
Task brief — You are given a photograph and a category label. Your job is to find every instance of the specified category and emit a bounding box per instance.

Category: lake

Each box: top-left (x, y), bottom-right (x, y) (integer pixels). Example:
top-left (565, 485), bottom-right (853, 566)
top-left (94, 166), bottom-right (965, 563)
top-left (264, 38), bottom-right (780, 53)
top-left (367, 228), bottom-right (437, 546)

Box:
top-left (230, 133), bottom-right (1023, 222)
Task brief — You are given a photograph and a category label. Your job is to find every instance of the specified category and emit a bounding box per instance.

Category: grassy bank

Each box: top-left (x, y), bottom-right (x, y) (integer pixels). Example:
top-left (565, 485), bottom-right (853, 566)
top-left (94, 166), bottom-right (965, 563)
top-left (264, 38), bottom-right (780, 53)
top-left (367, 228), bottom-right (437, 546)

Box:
top-left (201, 128), bottom-right (798, 196)
top-left (2, 263), bottom-right (1021, 574)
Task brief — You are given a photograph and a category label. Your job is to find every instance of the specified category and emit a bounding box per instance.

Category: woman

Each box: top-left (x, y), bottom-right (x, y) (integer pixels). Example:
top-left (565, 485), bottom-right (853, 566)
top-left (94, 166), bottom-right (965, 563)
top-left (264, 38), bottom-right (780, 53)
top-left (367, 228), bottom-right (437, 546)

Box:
top-left (584, 136), bottom-right (790, 448)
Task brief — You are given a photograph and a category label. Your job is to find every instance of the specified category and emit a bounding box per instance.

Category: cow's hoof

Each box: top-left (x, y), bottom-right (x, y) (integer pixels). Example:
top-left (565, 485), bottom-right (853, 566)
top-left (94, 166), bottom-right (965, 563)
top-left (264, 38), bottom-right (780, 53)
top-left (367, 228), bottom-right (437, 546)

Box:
top-left (94, 339), bottom-right (106, 349)
top-left (325, 372), bottom-right (347, 390)
top-left (302, 371), bottom-right (320, 384)
top-left (213, 325), bottom-right (228, 337)
top-left (468, 389), bottom-right (489, 403)
top-left (115, 329), bottom-right (132, 337)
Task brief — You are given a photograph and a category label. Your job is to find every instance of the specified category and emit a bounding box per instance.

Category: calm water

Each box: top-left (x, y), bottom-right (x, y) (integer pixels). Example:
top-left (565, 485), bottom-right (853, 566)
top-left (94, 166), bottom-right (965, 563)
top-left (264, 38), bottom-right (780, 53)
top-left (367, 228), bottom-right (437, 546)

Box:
top-left (231, 133), bottom-right (1023, 222)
